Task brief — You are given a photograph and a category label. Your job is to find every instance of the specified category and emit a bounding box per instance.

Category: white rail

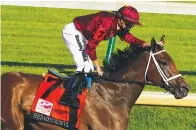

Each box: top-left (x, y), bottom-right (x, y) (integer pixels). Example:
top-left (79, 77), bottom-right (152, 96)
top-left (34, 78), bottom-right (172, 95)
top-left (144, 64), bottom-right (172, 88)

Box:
top-left (136, 91), bottom-right (196, 107)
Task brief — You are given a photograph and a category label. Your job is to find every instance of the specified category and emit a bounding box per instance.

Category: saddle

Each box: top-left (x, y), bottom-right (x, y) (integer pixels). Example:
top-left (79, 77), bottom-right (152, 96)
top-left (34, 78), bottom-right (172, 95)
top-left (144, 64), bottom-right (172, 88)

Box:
top-left (28, 69), bottom-right (92, 130)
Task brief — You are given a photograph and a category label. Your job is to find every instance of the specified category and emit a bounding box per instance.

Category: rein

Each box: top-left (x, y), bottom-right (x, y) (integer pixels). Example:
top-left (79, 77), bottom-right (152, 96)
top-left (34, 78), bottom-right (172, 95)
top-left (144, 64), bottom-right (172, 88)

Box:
top-left (144, 49), bottom-right (182, 85)
top-left (101, 75), bottom-right (160, 87)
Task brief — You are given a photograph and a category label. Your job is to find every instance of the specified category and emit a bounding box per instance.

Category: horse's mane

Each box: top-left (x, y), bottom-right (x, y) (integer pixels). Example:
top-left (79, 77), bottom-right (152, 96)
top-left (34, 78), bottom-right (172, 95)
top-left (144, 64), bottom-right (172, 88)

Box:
top-left (103, 46), bottom-right (149, 73)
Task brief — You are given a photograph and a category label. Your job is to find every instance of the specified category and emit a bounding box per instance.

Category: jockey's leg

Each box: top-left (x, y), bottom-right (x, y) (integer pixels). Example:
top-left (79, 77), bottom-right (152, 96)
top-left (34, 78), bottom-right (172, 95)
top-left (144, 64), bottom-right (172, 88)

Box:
top-left (64, 73), bottom-right (86, 108)
top-left (62, 22), bottom-right (94, 73)
top-left (59, 72), bottom-right (85, 109)
top-left (60, 23), bottom-right (94, 108)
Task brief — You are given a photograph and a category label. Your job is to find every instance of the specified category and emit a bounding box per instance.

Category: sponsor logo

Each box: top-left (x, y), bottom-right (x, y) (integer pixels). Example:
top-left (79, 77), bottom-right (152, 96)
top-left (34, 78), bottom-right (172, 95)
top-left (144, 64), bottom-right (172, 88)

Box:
top-left (40, 100), bottom-right (52, 109)
top-left (35, 99), bottom-right (53, 116)
top-left (53, 109), bottom-right (69, 115)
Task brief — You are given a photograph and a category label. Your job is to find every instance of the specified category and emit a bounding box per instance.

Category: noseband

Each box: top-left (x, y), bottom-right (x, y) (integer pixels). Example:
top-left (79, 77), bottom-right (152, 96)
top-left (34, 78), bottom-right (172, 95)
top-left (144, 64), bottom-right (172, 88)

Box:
top-left (144, 50), bottom-right (182, 85)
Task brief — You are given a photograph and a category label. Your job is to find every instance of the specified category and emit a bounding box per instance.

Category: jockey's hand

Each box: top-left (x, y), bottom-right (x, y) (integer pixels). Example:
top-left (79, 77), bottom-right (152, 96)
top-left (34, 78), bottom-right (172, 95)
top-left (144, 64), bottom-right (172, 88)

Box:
top-left (93, 59), bottom-right (103, 76)
top-left (142, 43), bottom-right (150, 48)
top-left (97, 67), bottom-right (103, 76)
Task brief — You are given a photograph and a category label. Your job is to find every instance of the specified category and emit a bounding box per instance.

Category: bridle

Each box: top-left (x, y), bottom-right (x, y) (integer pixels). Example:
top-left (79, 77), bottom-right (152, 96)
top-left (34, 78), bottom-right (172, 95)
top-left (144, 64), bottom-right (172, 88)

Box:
top-left (144, 49), bottom-right (182, 85)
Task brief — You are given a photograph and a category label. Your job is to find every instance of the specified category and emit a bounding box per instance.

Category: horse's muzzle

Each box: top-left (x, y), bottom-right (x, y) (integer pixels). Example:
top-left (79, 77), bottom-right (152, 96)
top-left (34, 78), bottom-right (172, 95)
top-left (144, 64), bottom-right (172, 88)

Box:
top-left (174, 85), bottom-right (190, 99)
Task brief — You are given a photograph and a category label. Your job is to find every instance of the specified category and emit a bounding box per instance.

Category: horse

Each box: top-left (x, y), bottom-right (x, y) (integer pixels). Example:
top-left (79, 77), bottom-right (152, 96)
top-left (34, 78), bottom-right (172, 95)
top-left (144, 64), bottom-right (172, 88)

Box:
top-left (1, 36), bottom-right (190, 130)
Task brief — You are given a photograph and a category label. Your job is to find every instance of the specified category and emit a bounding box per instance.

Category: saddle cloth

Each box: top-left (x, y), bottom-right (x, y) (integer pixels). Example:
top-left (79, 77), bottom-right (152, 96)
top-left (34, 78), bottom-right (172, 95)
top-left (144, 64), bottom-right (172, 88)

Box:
top-left (30, 73), bottom-right (89, 129)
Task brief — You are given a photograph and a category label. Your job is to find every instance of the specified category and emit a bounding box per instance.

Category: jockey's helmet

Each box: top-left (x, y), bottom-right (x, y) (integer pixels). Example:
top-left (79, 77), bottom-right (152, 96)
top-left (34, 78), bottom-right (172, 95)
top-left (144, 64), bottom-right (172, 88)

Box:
top-left (116, 5), bottom-right (142, 26)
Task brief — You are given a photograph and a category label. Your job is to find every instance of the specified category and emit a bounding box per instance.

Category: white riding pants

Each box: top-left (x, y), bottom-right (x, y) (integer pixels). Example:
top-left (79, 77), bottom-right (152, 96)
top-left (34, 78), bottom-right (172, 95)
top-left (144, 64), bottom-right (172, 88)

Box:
top-left (62, 23), bottom-right (94, 73)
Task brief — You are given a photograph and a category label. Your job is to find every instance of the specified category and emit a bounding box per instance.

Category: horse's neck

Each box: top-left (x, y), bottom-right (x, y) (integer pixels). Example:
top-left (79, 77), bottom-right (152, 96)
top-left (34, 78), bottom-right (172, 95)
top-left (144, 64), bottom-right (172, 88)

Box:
top-left (89, 56), bottom-right (147, 124)
top-left (110, 52), bottom-right (148, 83)
top-left (91, 80), bottom-right (144, 113)
top-left (113, 82), bottom-right (144, 109)
top-left (102, 53), bottom-right (148, 108)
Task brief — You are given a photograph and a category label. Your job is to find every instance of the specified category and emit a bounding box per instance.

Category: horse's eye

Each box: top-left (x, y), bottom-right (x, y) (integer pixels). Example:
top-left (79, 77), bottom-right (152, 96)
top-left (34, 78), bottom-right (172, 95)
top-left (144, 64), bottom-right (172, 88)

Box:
top-left (160, 60), bottom-right (168, 66)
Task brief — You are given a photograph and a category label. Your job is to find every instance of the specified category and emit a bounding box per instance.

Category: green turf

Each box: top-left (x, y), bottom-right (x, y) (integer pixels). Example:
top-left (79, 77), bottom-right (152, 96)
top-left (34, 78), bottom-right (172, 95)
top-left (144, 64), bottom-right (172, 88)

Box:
top-left (1, 5), bottom-right (196, 130)
top-left (129, 106), bottom-right (196, 130)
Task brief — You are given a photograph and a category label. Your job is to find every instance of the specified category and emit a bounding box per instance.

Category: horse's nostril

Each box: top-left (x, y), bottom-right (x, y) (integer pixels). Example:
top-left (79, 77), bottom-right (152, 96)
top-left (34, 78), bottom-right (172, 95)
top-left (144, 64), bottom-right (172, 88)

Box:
top-left (180, 87), bottom-right (184, 92)
top-left (180, 87), bottom-right (189, 97)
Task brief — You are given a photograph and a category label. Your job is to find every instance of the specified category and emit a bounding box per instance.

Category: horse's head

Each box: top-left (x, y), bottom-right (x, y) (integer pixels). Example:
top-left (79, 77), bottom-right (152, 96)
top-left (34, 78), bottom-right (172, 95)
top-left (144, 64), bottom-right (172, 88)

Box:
top-left (145, 35), bottom-right (190, 99)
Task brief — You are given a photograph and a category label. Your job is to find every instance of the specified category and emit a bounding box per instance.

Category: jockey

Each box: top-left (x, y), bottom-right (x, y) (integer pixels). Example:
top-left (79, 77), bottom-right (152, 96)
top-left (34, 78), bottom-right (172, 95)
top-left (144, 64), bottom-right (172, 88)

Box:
top-left (61, 5), bottom-right (149, 108)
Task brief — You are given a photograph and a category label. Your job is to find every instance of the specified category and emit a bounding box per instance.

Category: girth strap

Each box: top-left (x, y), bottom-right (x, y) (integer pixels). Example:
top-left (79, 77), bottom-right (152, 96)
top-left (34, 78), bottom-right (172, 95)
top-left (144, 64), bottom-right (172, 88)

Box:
top-left (68, 108), bottom-right (78, 130)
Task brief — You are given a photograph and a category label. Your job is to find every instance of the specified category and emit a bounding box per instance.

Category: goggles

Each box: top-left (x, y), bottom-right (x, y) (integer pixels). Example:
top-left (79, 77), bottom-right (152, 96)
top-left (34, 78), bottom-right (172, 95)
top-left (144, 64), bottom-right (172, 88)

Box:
top-left (125, 21), bottom-right (134, 30)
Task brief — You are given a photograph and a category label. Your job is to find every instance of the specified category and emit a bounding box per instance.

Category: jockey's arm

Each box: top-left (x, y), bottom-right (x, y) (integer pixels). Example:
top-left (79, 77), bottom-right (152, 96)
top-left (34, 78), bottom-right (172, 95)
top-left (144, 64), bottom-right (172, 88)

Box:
top-left (118, 31), bottom-right (148, 47)
top-left (85, 38), bottom-right (103, 75)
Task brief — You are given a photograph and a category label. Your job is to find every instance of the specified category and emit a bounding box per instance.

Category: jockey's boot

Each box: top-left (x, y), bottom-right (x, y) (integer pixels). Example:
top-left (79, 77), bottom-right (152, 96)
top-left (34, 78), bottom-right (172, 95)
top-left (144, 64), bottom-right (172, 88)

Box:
top-left (59, 73), bottom-right (86, 109)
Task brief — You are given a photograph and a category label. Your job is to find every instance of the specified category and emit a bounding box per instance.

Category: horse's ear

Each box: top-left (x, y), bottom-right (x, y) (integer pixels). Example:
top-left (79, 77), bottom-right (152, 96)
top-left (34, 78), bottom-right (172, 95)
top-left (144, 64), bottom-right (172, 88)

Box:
top-left (160, 34), bottom-right (165, 42)
top-left (159, 34), bottom-right (166, 47)
top-left (151, 37), bottom-right (157, 52)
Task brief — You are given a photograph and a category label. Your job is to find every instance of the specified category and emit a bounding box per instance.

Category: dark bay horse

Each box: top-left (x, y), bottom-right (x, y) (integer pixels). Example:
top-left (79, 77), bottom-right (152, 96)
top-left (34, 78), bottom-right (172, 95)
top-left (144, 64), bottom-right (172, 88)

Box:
top-left (1, 36), bottom-right (190, 130)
